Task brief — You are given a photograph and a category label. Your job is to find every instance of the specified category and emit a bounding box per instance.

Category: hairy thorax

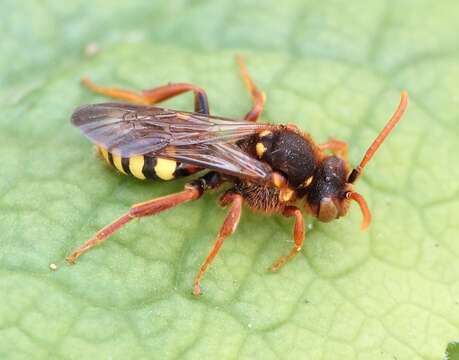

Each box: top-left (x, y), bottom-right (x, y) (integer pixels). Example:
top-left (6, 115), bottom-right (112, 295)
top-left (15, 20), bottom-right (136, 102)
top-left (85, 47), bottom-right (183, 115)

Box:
top-left (233, 181), bottom-right (284, 214)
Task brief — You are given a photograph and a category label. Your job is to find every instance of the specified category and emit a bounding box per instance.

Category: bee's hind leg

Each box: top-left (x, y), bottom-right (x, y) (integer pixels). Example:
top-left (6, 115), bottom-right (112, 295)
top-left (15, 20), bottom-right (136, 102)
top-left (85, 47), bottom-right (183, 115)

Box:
top-left (66, 172), bottom-right (222, 264)
top-left (81, 78), bottom-right (210, 114)
top-left (66, 186), bottom-right (201, 264)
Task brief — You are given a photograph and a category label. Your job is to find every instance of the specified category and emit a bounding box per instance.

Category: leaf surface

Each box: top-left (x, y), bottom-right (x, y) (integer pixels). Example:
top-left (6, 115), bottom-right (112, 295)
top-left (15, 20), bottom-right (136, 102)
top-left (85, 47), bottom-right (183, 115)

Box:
top-left (1, 1), bottom-right (459, 359)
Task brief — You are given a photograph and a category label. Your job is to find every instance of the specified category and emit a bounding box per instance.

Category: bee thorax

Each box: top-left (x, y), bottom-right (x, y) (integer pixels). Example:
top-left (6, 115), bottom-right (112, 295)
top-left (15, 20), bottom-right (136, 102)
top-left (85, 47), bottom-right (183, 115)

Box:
top-left (233, 181), bottom-right (284, 213)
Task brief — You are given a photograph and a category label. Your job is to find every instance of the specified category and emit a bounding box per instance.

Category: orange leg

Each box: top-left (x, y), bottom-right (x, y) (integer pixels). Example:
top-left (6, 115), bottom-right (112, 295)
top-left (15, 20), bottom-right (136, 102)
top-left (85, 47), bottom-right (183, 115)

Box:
top-left (236, 55), bottom-right (266, 122)
top-left (271, 206), bottom-right (305, 272)
top-left (82, 78), bottom-right (210, 114)
top-left (193, 192), bottom-right (243, 296)
top-left (319, 139), bottom-right (349, 161)
top-left (66, 186), bottom-right (201, 264)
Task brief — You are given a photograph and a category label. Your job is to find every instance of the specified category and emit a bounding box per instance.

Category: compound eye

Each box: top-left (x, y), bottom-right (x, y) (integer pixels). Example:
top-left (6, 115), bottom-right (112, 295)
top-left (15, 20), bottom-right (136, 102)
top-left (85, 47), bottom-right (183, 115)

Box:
top-left (318, 197), bottom-right (339, 222)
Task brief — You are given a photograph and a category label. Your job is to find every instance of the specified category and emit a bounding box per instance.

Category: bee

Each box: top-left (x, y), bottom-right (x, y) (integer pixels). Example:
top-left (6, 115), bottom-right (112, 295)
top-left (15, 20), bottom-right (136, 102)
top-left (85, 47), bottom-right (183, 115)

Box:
top-left (67, 56), bottom-right (408, 295)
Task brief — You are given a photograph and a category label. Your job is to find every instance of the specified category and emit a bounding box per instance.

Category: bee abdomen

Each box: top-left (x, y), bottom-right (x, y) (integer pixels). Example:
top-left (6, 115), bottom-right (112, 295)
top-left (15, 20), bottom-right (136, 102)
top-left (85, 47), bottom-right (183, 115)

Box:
top-left (96, 145), bottom-right (200, 181)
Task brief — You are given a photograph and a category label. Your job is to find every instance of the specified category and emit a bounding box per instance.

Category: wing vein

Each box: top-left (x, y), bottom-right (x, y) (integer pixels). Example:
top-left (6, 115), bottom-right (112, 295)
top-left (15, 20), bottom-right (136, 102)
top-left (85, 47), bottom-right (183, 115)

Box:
top-left (72, 102), bottom-right (274, 183)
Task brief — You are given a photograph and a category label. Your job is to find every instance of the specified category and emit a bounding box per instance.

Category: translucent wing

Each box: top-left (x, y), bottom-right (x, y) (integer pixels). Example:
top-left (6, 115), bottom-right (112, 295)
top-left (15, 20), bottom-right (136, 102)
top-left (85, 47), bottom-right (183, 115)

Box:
top-left (158, 143), bottom-right (272, 181)
top-left (72, 102), bottom-right (274, 183)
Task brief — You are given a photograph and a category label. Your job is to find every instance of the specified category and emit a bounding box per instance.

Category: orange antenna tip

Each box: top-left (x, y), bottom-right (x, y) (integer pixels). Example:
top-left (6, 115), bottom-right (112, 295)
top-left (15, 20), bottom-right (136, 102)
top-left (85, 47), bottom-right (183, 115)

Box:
top-left (346, 192), bottom-right (371, 230)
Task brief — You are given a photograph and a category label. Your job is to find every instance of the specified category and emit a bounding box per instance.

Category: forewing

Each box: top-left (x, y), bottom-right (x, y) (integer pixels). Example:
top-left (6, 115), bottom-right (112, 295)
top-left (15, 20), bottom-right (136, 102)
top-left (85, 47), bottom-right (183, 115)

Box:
top-left (72, 102), bottom-right (274, 183)
top-left (72, 103), bottom-right (172, 155)
top-left (158, 143), bottom-right (273, 183)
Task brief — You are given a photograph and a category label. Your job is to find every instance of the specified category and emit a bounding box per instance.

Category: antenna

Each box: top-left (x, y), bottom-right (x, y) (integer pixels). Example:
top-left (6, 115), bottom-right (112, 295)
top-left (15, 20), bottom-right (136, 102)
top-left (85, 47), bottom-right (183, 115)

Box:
top-left (345, 191), bottom-right (371, 229)
top-left (348, 91), bottom-right (408, 184)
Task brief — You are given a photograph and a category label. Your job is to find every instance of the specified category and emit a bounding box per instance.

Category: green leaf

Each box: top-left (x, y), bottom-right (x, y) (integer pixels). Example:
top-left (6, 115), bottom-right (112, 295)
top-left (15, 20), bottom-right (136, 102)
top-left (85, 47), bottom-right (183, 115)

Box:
top-left (446, 342), bottom-right (459, 360)
top-left (1, 1), bottom-right (459, 359)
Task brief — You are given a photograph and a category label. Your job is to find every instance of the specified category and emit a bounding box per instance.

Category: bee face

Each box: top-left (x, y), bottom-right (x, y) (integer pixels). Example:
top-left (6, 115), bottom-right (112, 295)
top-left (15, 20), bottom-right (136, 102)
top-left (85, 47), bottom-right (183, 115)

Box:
top-left (306, 156), bottom-right (350, 222)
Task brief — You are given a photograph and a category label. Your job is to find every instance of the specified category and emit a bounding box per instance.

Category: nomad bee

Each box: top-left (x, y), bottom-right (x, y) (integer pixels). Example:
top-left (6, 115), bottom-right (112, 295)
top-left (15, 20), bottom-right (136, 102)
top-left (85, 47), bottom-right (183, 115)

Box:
top-left (67, 57), bottom-right (408, 295)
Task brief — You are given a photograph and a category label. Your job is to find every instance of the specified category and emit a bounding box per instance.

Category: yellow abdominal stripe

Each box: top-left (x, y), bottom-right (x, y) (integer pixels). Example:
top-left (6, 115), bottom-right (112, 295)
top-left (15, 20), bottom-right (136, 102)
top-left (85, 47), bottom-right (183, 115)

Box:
top-left (112, 154), bottom-right (126, 175)
top-left (155, 158), bottom-right (177, 180)
top-left (95, 145), bottom-right (177, 181)
top-left (129, 155), bottom-right (146, 180)
top-left (97, 145), bottom-right (110, 164)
